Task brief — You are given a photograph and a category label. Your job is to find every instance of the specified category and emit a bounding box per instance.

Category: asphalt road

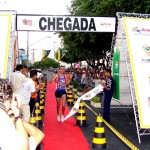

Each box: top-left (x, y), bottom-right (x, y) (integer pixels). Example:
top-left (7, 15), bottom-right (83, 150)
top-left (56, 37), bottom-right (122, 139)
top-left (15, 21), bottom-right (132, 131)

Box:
top-left (74, 103), bottom-right (150, 150)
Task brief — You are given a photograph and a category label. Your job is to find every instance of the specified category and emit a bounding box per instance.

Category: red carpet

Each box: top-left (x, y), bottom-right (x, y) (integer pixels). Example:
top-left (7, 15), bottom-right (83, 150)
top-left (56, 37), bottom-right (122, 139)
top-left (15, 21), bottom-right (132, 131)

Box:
top-left (42, 82), bottom-right (90, 150)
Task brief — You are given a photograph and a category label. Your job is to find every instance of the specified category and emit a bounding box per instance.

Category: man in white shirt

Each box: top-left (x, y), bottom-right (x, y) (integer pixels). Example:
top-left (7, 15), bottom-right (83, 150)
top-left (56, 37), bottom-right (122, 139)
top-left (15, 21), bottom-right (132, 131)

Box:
top-left (20, 70), bottom-right (45, 122)
top-left (10, 64), bottom-right (26, 95)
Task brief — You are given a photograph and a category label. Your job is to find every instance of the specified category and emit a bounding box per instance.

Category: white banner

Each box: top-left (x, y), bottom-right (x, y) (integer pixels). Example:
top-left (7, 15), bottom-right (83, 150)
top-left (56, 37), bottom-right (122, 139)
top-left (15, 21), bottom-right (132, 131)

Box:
top-left (124, 17), bottom-right (150, 128)
top-left (17, 15), bottom-right (116, 32)
top-left (0, 14), bottom-right (11, 78)
top-left (64, 85), bottom-right (103, 121)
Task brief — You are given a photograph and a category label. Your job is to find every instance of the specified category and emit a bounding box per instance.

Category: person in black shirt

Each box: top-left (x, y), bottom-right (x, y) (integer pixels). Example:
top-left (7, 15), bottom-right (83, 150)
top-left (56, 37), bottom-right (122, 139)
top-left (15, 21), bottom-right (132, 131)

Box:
top-left (101, 69), bottom-right (114, 123)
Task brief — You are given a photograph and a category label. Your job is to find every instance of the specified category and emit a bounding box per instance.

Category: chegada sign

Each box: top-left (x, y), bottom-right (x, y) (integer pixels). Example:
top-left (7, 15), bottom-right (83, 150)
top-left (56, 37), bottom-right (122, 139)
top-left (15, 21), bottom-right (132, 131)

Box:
top-left (16, 14), bottom-right (116, 32)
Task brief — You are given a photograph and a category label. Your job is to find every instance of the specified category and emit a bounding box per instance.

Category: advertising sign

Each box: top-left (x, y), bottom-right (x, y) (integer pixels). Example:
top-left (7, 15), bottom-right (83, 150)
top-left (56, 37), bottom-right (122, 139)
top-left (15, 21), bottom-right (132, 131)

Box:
top-left (124, 17), bottom-right (150, 128)
top-left (0, 14), bottom-right (11, 78)
top-left (17, 15), bottom-right (116, 32)
top-left (112, 47), bottom-right (120, 100)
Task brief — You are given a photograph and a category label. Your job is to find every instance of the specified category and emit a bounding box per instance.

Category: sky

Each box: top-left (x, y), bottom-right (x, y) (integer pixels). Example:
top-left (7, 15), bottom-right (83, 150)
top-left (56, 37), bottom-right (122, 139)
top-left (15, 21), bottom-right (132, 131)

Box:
top-left (0, 0), bottom-right (72, 61)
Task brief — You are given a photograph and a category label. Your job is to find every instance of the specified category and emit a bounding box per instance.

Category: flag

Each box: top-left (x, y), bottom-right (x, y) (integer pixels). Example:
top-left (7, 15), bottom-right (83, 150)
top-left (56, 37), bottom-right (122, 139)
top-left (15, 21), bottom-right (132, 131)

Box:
top-left (18, 48), bottom-right (26, 60)
top-left (42, 49), bottom-right (51, 62)
top-left (57, 49), bottom-right (67, 61)
top-left (57, 49), bottom-right (61, 61)
top-left (19, 48), bottom-right (26, 55)
top-left (64, 85), bottom-right (103, 121)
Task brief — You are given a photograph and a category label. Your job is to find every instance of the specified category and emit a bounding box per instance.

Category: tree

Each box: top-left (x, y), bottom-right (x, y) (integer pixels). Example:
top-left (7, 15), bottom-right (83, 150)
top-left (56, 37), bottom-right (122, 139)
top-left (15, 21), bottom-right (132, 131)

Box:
top-left (58, 0), bottom-right (115, 69)
top-left (59, 0), bottom-right (150, 69)
top-left (33, 58), bottom-right (59, 69)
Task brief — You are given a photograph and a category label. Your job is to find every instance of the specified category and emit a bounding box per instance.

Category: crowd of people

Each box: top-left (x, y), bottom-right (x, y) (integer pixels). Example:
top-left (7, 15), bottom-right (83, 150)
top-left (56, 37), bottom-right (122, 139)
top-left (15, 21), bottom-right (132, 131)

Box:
top-left (0, 64), bottom-right (45, 150)
top-left (0, 63), bottom-right (114, 149)
top-left (48, 66), bottom-right (114, 124)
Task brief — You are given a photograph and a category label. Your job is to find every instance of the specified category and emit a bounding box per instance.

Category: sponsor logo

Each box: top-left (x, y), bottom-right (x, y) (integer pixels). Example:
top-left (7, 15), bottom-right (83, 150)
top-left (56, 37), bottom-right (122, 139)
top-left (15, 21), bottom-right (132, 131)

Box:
top-left (85, 94), bottom-right (91, 98)
top-left (22, 19), bottom-right (32, 26)
top-left (143, 45), bottom-right (150, 57)
top-left (132, 27), bottom-right (150, 35)
top-left (73, 108), bottom-right (77, 111)
top-left (93, 89), bottom-right (99, 94)
top-left (100, 22), bottom-right (111, 27)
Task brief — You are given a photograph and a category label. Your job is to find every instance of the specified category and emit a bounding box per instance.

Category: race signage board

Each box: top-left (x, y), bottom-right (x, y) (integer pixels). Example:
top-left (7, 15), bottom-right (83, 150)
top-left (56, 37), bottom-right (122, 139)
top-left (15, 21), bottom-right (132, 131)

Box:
top-left (16, 15), bottom-right (116, 32)
top-left (0, 14), bottom-right (11, 78)
top-left (124, 17), bottom-right (150, 128)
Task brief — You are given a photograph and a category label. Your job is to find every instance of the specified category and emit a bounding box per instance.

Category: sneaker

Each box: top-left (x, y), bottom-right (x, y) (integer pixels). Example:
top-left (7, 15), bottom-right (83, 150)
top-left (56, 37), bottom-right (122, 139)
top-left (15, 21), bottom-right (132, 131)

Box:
top-left (61, 115), bottom-right (64, 122)
top-left (57, 115), bottom-right (60, 122)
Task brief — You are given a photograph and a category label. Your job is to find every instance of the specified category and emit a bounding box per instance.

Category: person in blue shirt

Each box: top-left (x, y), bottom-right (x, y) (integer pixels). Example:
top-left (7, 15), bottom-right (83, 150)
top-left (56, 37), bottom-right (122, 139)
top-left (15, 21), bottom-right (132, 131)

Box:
top-left (101, 69), bottom-right (114, 123)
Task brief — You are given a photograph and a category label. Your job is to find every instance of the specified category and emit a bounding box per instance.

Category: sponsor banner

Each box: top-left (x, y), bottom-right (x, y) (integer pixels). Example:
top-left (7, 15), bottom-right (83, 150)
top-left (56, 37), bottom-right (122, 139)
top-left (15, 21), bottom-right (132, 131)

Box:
top-left (0, 14), bottom-right (11, 78)
top-left (16, 15), bottom-right (116, 32)
top-left (112, 47), bottom-right (120, 100)
top-left (124, 17), bottom-right (150, 128)
top-left (64, 85), bottom-right (103, 120)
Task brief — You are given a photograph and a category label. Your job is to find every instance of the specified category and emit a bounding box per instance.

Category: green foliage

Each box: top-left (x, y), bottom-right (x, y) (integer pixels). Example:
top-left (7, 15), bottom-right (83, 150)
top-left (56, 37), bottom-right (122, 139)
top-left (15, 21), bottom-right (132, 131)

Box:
top-left (77, 87), bottom-right (83, 92)
top-left (22, 60), bottom-right (27, 66)
top-left (58, 0), bottom-right (150, 69)
top-left (33, 58), bottom-right (59, 69)
top-left (69, 81), bottom-right (73, 85)
top-left (91, 96), bottom-right (101, 103)
top-left (73, 80), bottom-right (78, 89)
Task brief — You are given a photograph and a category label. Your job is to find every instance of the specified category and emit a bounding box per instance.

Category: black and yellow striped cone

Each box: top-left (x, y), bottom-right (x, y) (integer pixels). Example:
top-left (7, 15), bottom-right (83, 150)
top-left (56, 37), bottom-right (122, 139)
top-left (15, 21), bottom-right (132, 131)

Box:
top-left (66, 87), bottom-right (69, 100)
top-left (35, 100), bottom-right (44, 127)
top-left (92, 116), bottom-right (107, 149)
top-left (67, 90), bottom-right (74, 106)
top-left (73, 94), bottom-right (78, 105)
top-left (40, 89), bottom-right (45, 95)
top-left (43, 87), bottom-right (46, 93)
top-left (40, 98), bottom-right (45, 114)
top-left (40, 94), bottom-right (45, 106)
top-left (76, 101), bottom-right (87, 127)
top-left (29, 113), bottom-right (36, 126)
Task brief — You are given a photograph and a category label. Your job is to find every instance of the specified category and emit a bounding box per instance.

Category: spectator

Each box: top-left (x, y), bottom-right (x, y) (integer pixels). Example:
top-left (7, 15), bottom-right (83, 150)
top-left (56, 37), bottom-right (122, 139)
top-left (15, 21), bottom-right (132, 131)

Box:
top-left (80, 70), bottom-right (87, 89)
top-left (10, 64), bottom-right (26, 95)
top-left (20, 70), bottom-right (45, 122)
top-left (100, 69), bottom-right (114, 123)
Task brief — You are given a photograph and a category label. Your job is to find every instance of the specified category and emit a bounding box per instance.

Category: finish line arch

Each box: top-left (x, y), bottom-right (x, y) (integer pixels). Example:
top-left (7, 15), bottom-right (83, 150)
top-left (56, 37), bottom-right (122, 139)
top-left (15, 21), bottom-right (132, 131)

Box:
top-left (1, 11), bottom-right (150, 144)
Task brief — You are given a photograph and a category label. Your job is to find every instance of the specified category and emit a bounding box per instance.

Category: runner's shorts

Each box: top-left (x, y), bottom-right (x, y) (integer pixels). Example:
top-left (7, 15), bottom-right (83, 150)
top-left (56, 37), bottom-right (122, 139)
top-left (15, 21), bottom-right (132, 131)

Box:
top-left (55, 89), bottom-right (66, 98)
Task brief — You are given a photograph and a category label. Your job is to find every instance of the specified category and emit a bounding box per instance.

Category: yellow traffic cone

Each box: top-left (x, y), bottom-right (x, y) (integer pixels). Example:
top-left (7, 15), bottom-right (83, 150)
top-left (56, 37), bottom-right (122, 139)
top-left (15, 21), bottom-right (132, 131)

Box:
top-left (67, 90), bottom-right (74, 106)
top-left (40, 98), bottom-right (45, 114)
top-left (35, 100), bottom-right (43, 127)
top-left (73, 93), bottom-right (78, 105)
top-left (29, 113), bottom-right (36, 126)
top-left (76, 101), bottom-right (87, 127)
top-left (40, 89), bottom-right (45, 95)
top-left (92, 116), bottom-right (107, 149)
top-left (40, 94), bottom-right (45, 106)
